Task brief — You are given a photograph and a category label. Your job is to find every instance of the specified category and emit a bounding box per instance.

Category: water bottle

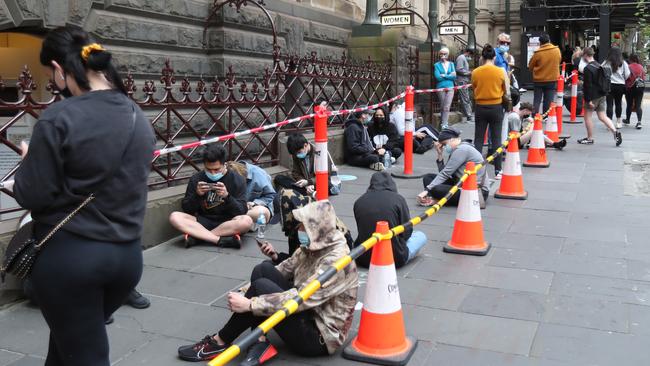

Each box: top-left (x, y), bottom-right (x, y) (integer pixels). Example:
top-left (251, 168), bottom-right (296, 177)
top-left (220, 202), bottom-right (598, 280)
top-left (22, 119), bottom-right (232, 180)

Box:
top-left (256, 212), bottom-right (267, 239)
top-left (384, 150), bottom-right (392, 168)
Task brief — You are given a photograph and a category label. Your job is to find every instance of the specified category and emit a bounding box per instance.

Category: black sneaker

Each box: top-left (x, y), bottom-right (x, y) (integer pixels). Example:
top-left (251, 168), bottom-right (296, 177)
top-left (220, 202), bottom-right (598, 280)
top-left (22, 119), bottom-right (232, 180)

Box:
top-left (125, 289), bottom-right (151, 309)
top-left (239, 340), bottom-right (278, 366)
top-left (178, 335), bottom-right (229, 362)
top-left (552, 139), bottom-right (567, 150)
top-left (217, 234), bottom-right (242, 249)
top-left (184, 234), bottom-right (197, 248)
top-left (623, 119), bottom-right (630, 125)
top-left (614, 130), bottom-right (622, 147)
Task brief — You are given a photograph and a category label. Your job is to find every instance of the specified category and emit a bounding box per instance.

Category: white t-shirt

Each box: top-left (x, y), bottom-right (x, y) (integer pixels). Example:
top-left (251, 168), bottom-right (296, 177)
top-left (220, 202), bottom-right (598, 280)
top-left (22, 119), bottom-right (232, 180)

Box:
top-left (389, 103), bottom-right (406, 136)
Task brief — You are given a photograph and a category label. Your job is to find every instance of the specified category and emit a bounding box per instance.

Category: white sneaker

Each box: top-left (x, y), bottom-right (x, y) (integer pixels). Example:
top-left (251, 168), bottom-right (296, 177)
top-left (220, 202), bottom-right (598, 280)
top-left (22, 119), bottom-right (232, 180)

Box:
top-left (390, 157), bottom-right (396, 164)
top-left (370, 162), bottom-right (385, 171)
top-left (616, 121), bottom-right (623, 129)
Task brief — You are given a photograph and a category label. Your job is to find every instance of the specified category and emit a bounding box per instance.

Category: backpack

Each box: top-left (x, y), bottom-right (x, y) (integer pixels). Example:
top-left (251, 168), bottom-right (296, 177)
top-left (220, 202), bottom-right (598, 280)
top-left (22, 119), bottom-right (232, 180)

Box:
top-left (592, 62), bottom-right (612, 94)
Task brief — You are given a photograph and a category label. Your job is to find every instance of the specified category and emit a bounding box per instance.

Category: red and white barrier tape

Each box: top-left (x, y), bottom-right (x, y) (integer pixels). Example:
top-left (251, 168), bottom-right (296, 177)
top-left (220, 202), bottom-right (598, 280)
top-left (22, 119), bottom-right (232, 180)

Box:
top-left (414, 84), bottom-right (472, 94)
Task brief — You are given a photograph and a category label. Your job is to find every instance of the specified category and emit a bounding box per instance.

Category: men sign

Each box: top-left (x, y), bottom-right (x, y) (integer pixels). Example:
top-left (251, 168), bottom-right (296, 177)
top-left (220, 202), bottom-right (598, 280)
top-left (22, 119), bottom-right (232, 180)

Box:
top-left (380, 14), bottom-right (413, 26)
top-left (440, 25), bottom-right (464, 35)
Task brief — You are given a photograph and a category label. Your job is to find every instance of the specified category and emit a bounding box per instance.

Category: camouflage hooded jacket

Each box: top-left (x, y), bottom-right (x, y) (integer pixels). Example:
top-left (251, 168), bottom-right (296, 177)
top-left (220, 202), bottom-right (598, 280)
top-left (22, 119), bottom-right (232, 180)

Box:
top-left (250, 201), bottom-right (359, 354)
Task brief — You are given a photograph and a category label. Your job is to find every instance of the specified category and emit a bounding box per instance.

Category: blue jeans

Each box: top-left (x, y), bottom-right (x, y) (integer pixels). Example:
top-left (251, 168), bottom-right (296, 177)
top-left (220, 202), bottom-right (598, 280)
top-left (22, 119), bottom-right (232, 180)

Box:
top-left (406, 231), bottom-right (427, 263)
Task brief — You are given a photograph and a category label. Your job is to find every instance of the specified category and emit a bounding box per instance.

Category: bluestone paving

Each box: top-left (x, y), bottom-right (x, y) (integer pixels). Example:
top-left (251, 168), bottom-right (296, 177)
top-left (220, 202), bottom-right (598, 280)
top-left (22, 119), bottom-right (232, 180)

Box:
top-left (2, 97), bottom-right (650, 365)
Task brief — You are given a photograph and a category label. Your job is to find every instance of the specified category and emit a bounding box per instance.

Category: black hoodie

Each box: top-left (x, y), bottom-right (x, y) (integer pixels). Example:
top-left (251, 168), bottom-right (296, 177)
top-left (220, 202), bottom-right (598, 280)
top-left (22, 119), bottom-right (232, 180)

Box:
top-left (344, 117), bottom-right (375, 158)
top-left (353, 172), bottom-right (414, 268)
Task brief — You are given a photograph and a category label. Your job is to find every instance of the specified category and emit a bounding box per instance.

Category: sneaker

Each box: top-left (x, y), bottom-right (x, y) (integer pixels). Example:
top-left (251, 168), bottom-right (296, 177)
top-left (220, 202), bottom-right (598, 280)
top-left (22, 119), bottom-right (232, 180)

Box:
top-left (494, 170), bottom-right (503, 180)
top-left (105, 315), bottom-right (114, 325)
top-left (369, 162), bottom-right (385, 171)
top-left (178, 335), bottom-right (230, 362)
top-left (125, 289), bottom-right (151, 309)
top-left (636, 122), bottom-right (642, 130)
top-left (577, 137), bottom-right (594, 145)
top-left (184, 234), bottom-right (197, 248)
top-left (616, 121), bottom-right (623, 129)
top-left (614, 130), bottom-right (622, 147)
top-left (239, 340), bottom-right (278, 366)
top-left (552, 139), bottom-right (567, 150)
top-left (217, 234), bottom-right (242, 249)
top-left (623, 119), bottom-right (630, 125)
top-left (390, 157), bottom-right (396, 164)
top-left (417, 196), bottom-right (436, 207)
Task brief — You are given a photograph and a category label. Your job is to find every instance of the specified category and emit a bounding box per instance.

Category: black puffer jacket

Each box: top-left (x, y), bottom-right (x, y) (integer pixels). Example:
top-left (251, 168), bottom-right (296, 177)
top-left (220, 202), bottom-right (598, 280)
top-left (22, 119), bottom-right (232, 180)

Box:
top-left (353, 172), bottom-right (413, 268)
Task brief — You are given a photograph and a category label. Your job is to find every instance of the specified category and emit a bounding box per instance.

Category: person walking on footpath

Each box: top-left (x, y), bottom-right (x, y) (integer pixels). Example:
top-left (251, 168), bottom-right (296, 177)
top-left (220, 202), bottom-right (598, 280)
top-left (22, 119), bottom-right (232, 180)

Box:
top-left (602, 47), bottom-right (630, 128)
top-left (434, 47), bottom-right (456, 129)
top-left (625, 54), bottom-right (646, 129)
top-left (177, 201), bottom-right (358, 365)
top-left (471, 44), bottom-right (509, 178)
top-left (456, 48), bottom-right (475, 122)
top-left (578, 47), bottom-right (622, 146)
top-left (11, 26), bottom-right (155, 366)
top-left (353, 172), bottom-right (427, 269)
top-left (528, 33), bottom-right (562, 115)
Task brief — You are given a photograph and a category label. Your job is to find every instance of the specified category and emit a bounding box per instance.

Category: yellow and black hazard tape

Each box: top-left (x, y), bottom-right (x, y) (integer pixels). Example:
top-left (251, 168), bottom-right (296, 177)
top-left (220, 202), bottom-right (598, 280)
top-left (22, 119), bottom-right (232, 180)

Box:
top-left (207, 104), bottom-right (553, 366)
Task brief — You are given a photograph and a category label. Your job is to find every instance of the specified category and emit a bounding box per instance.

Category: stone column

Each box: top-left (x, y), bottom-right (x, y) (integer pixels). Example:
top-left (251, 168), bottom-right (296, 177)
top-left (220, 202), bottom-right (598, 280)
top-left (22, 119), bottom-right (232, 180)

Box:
top-left (352, 0), bottom-right (382, 36)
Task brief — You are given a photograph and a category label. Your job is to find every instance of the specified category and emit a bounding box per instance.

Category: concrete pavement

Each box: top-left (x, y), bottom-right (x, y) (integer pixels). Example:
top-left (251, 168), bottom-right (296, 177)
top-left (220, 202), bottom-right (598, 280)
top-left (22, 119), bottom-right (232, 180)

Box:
top-left (2, 94), bottom-right (650, 366)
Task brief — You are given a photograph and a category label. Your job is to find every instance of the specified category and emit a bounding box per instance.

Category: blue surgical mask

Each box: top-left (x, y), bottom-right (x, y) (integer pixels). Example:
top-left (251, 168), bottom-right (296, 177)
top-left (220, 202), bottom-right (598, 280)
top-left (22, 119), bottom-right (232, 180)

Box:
top-left (298, 231), bottom-right (310, 247)
top-left (499, 45), bottom-right (510, 53)
top-left (205, 171), bottom-right (223, 182)
top-left (443, 144), bottom-right (453, 154)
top-left (296, 152), bottom-right (307, 159)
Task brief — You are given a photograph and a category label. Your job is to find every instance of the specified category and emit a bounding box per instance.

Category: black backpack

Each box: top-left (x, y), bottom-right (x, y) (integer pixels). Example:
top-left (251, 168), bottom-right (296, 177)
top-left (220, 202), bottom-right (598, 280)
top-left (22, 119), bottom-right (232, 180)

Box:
top-left (588, 62), bottom-right (611, 94)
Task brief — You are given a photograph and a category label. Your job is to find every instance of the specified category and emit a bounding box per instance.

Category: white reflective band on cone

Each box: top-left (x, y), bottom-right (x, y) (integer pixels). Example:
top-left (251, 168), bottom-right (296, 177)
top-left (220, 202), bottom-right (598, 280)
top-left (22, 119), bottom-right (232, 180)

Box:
top-left (405, 111), bottom-right (414, 132)
top-left (315, 142), bottom-right (328, 172)
top-left (546, 116), bottom-right (558, 132)
top-left (456, 188), bottom-right (481, 222)
top-left (530, 129), bottom-right (545, 149)
top-left (363, 264), bottom-right (402, 314)
top-left (503, 151), bottom-right (522, 176)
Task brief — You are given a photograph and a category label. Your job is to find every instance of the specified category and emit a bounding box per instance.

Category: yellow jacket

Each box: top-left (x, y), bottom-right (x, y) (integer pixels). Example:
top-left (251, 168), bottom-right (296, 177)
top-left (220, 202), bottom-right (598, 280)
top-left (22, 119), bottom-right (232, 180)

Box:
top-left (528, 43), bottom-right (562, 83)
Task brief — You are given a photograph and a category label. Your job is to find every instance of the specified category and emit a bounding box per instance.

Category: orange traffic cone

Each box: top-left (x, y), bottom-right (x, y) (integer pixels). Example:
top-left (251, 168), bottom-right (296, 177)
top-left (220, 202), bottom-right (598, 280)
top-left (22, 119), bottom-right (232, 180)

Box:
top-left (523, 114), bottom-right (550, 168)
top-left (444, 161), bottom-right (490, 256)
top-left (544, 103), bottom-right (560, 143)
top-left (343, 221), bottom-right (417, 366)
top-left (495, 132), bottom-right (528, 200)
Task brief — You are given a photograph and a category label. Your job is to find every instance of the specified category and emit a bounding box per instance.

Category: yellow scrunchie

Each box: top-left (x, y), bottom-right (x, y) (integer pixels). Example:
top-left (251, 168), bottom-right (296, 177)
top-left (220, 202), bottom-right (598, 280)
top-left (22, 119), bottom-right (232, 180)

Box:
top-left (81, 43), bottom-right (105, 61)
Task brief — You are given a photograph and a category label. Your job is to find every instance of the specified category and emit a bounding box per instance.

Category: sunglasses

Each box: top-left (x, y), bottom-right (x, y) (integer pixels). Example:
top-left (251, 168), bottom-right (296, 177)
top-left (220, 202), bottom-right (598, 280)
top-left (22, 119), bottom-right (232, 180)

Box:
top-left (499, 41), bottom-right (511, 45)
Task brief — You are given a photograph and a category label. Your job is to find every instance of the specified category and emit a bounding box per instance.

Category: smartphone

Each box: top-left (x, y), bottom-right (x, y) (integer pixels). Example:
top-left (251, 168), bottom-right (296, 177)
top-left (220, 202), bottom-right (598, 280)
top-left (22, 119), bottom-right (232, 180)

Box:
top-left (255, 238), bottom-right (264, 247)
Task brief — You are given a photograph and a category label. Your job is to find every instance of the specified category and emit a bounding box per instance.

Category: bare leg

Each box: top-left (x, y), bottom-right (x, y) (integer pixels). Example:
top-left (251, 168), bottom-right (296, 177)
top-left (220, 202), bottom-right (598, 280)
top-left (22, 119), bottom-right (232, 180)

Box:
top-left (246, 206), bottom-right (271, 223)
top-left (584, 109), bottom-right (595, 139)
top-left (169, 212), bottom-right (221, 244)
top-left (596, 110), bottom-right (617, 133)
top-left (213, 215), bottom-right (254, 237)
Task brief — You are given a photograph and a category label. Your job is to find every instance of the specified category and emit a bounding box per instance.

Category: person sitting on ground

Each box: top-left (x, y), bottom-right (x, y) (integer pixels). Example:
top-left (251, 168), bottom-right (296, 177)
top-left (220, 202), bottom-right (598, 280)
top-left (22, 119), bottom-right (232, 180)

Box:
top-left (177, 201), bottom-right (359, 364)
top-left (353, 172), bottom-right (427, 268)
top-left (169, 144), bottom-right (249, 248)
top-left (506, 102), bottom-right (567, 150)
top-left (225, 161), bottom-right (275, 225)
top-left (417, 127), bottom-right (488, 207)
top-left (344, 109), bottom-right (386, 171)
top-left (388, 102), bottom-right (436, 154)
top-left (273, 133), bottom-right (336, 198)
top-left (368, 107), bottom-right (402, 160)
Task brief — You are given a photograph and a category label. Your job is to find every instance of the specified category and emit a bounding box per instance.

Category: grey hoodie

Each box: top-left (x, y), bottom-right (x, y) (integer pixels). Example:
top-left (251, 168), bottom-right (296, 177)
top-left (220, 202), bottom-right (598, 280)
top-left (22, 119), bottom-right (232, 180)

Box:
top-left (427, 142), bottom-right (486, 189)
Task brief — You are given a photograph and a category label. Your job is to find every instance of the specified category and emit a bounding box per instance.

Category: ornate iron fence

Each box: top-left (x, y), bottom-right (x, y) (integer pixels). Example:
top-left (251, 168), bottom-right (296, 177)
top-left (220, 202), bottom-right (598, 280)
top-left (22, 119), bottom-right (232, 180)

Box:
top-left (0, 51), bottom-right (392, 216)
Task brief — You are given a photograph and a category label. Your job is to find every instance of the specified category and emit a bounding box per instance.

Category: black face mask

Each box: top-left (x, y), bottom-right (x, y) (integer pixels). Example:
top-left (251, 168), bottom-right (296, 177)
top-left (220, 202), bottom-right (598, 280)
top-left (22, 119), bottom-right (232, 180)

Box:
top-left (522, 114), bottom-right (531, 119)
top-left (53, 70), bottom-right (73, 98)
top-left (373, 116), bottom-right (385, 124)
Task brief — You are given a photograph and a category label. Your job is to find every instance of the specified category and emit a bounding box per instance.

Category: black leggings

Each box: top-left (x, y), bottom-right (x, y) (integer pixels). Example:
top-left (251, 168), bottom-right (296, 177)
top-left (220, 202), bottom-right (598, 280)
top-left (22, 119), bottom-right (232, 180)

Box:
top-left (347, 152), bottom-right (380, 167)
top-left (423, 174), bottom-right (460, 206)
top-left (474, 104), bottom-right (503, 173)
top-left (625, 87), bottom-right (644, 123)
top-left (218, 261), bottom-right (328, 357)
top-left (30, 226), bottom-right (143, 366)
top-left (607, 84), bottom-right (626, 119)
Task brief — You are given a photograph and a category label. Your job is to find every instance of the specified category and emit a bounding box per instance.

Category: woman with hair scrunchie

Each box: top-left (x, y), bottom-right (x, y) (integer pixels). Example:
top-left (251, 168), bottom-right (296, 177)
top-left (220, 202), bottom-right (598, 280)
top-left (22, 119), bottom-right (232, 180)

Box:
top-left (12, 25), bottom-right (155, 366)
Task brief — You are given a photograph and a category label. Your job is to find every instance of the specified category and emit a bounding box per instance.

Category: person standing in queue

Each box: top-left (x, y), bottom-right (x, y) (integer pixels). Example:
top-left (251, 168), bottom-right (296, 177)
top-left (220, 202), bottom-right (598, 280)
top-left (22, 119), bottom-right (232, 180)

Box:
top-left (434, 47), bottom-right (457, 129)
top-left (471, 44), bottom-right (510, 179)
top-left (12, 26), bottom-right (155, 366)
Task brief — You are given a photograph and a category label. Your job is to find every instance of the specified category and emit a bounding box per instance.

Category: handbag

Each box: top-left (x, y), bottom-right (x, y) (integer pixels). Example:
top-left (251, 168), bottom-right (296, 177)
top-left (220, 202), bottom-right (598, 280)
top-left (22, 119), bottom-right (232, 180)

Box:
top-left (1, 105), bottom-right (138, 283)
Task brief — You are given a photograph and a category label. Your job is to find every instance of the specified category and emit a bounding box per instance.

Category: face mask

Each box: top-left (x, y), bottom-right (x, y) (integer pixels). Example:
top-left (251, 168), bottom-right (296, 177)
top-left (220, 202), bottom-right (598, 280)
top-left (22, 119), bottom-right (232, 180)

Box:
top-left (55, 70), bottom-right (73, 98)
top-left (522, 114), bottom-right (531, 120)
top-left (374, 116), bottom-right (385, 124)
top-left (205, 171), bottom-right (223, 182)
top-left (296, 152), bottom-right (307, 159)
top-left (499, 45), bottom-right (510, 53)
top-left (443, 144), bottom-right (453, 154)
top-left (440, 54), bottom-right (448, 60)
top-left (298, 231), bottom-right (310, 247)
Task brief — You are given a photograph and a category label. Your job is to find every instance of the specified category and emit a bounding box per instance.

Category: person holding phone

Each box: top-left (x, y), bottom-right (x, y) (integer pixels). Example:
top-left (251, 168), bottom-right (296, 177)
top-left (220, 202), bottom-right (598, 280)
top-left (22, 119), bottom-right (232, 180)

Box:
top-left (178, 201), bottom-right (358, 365)
top-left (11, 26), bottom-right (155, 366)
top-left (169, 144), bottom-right (249, 248)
